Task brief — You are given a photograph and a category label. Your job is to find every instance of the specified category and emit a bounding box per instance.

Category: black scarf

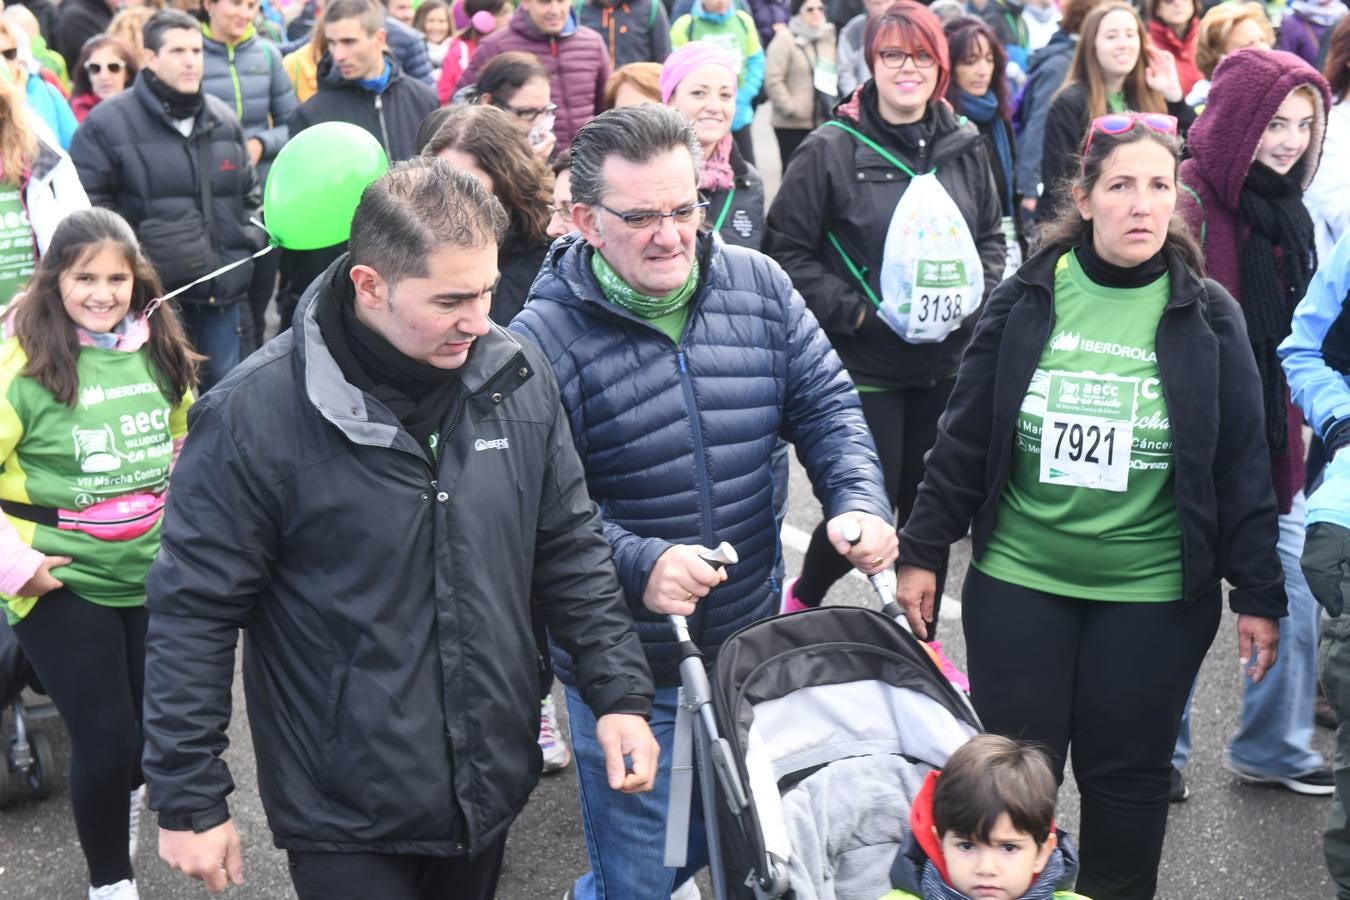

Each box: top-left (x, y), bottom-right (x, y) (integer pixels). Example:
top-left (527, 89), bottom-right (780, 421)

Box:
top-left (141, 68), bottom-right (204, 121)
top-left (316, 263), bottom-right (463, 455)
top-left (1238, 160), bottom-right (1316, 453)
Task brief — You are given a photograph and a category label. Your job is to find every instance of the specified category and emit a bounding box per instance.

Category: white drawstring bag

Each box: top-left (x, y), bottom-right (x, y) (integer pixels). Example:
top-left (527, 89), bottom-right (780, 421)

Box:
top-left (877, 172), bottom-right (985, 344)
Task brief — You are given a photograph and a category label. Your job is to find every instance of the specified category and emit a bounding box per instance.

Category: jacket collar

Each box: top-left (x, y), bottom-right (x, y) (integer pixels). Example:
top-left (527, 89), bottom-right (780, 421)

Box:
top-left (316, 51), bottom-right (404, 91)
top-left (294, 254), bottom-right (528, 449)
top-left (1014, 241), bottom-right (1207, 313)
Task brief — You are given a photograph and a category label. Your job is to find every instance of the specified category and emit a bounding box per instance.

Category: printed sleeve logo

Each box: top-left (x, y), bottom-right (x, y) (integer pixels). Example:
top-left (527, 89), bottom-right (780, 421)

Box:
top-left (473, 437), bottom-right (510, 452)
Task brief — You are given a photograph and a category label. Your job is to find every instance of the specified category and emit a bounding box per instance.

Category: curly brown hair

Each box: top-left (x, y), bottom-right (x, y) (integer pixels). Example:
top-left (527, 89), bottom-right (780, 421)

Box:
top-left (13, 209), bottom-right (201, 407)
top-left (421, 104), bottom-right (554, 243)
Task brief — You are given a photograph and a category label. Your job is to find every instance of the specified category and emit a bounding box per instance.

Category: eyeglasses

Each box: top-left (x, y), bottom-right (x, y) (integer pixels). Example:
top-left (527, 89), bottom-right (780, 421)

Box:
top-left (595, 200), bottom-right (709, 230)
top-left (1082, 112), bottom-right (1179, 167)
top-left (503, 102), bottom-right (557, 122)
top-left (549, 204), bottom-right (574, 223)
top-left (0, 48), bottom-right (17, 61)
top-left (84, 60), bottom-right (125, 75)
top-left (876, 48), bottom-right (937, 69)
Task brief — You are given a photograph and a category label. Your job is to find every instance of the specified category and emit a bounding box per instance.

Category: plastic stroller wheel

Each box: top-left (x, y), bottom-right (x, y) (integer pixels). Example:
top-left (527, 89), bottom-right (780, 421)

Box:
top-left (24, 731), bottom-right (54, 799)
top-left (0, 750), bottom-right (11, 807)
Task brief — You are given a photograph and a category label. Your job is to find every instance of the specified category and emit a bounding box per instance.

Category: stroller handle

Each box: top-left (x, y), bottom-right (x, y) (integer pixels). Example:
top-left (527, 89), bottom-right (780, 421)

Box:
top-left (667, 542), bottom-right (740, 654)
top-left (838, 519), bottom-right (908, 625)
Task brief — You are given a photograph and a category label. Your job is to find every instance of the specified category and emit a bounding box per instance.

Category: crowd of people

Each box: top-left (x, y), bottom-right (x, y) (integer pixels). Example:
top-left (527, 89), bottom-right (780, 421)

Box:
top-left (2, 0), bottom-right (1350, 896)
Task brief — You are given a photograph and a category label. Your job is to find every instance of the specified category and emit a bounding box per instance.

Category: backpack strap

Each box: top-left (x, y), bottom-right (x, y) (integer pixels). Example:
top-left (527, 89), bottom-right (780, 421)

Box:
top-left (825, 230), bottom-right (882, 309)
top-left (650, 0), bottom-right (659, 29)
top-left (821, 119), bottom-right (931, 177)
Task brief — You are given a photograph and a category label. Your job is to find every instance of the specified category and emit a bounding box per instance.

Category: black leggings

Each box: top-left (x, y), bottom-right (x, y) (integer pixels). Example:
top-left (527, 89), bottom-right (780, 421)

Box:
top-left (795, 380), bottom-right (955, 633)
top-left (288, 837), bottom-right (508, 900)
top-left (12, 588), bottom-right (146, 888)
top-left (961, 566), bottom-right (1221, 900)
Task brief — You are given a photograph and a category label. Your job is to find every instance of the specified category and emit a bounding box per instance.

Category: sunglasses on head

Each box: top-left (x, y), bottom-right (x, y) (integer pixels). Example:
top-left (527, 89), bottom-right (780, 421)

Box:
top-left (84, 60), bottom-right (125, 75)
top-left (1082, 112), bottom-right (1179, 169)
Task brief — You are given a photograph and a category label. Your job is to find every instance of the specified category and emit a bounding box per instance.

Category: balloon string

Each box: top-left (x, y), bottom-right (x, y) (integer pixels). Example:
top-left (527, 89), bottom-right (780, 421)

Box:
top-left (145, 221), bottom-right (278, 320)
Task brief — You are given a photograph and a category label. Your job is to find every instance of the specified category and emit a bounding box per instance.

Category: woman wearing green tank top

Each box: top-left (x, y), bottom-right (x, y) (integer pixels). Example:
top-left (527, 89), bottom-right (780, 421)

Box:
top-left (895, 116), bottom-right (1285, 899)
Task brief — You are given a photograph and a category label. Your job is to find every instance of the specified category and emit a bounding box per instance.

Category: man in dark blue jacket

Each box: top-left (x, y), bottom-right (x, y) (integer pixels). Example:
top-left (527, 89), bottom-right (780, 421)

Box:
top-left (510, 103), bottom-right (893, 900)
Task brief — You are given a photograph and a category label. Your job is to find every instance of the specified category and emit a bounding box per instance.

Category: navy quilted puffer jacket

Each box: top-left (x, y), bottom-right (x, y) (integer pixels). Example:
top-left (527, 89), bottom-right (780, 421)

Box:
top-left (511, 232), bottom-right (890, 684)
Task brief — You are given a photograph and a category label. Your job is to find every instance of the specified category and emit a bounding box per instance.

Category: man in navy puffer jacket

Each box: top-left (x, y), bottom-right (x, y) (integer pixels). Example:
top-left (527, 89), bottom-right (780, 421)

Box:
top-left (510, 104), bottom-right (892, 900)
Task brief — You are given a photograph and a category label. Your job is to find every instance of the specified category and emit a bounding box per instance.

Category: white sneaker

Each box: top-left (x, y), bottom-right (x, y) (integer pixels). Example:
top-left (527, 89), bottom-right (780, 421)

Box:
top-left (539, 695), bottom-right (572, 773)
top-left (671, 879), bottom-right (702, 900)
top-left (89, 879), bottom-right (139, 900)
top-left (128, 784), bottom-right (146, 859)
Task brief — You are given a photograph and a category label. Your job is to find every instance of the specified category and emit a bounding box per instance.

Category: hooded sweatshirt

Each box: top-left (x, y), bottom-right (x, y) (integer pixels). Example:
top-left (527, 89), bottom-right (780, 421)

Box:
top-left (1179, 47), bottom-right (1332, 514)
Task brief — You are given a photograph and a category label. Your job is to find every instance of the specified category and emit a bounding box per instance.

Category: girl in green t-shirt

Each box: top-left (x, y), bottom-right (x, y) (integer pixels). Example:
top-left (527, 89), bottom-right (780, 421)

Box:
top-left (1, 208), bottom-right (198, 900)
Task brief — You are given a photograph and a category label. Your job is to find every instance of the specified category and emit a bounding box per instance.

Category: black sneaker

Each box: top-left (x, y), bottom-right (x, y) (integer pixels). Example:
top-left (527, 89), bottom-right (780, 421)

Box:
top-left (1223, 755), bottom-right (1336, 796)
top-left (1170, 766), bottom-right (1189, 803)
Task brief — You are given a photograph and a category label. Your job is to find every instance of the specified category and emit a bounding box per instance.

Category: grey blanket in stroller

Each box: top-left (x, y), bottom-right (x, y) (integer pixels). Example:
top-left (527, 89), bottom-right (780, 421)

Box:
top-left (780, 754), bottom-right (933, 900)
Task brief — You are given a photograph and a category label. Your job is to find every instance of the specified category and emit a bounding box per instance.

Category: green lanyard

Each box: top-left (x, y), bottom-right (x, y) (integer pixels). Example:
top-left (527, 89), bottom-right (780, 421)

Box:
top-left (714, 186), bottom-right (736, 231)
top-left (821, 120), bottom-right (930, 178)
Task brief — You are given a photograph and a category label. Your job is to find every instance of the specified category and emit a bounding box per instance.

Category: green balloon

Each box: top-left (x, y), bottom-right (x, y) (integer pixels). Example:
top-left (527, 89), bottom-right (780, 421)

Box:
top-left (264, 122), bottom-right (389, 251)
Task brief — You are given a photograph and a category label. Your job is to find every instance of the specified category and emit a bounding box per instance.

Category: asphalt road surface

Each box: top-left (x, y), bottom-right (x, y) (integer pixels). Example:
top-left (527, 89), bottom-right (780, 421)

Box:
top-left (0, 109), bottom-right (1337, 900)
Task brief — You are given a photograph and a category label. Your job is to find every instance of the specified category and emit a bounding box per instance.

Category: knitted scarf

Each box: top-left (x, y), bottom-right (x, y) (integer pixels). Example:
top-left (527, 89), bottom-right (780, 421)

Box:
top-left (592, 250), bottom-right (700, 318)
top-left (1290, 0), bottom-right (1347, 28)
top-left (1238, 160), bottom-right (1316, 453)
top-left (959, 89), bottom-right (1013, 213)
top-left (701, 132), bottom-right (736, 192)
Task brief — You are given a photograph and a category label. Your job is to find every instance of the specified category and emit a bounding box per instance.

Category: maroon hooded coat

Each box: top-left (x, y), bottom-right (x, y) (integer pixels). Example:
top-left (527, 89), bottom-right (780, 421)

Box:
top-left (1178, 48), bottom-right (1331, 513)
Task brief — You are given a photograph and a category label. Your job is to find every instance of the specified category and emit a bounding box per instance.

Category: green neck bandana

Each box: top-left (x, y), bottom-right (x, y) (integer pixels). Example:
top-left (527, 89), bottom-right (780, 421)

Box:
top-left (591, 250), bottom-right (700, 319)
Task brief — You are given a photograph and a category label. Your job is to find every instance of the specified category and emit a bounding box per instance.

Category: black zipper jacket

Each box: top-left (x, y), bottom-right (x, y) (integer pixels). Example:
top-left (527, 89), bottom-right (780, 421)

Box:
top-left (897, 244), bottom-right (1287, 617)
top-left (288, 52), bottom-right (438, 161)
top-left (143, 256), bottom-right (653, 855)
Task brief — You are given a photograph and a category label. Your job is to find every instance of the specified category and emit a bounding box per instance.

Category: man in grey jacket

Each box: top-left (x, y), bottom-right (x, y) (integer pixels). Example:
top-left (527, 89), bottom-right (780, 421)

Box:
top-left (144, 158), bottom-right (659, 900)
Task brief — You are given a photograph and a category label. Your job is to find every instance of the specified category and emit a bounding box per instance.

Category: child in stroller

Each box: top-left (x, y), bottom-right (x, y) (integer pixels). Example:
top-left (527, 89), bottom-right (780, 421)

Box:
top-left (882, 734), bottom-right (1088, 900)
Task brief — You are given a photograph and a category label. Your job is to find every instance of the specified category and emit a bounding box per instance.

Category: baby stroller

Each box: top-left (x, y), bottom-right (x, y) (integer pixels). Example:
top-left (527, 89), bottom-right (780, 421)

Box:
top-left (0, 617), bottom-right (58, 806)
top-left (666, 549), bottom-right (981, 900)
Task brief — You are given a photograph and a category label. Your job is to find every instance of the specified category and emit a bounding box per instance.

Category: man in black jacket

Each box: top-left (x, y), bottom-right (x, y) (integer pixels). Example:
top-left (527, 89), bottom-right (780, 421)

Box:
top-left (54, 0), bottom-right (112, 68)
top-left (280, 0), bottom-right (439, 332)
top-left (144, 158), bottom-right (658, 900)
top-left (70, 9), bottom-right (264, 390)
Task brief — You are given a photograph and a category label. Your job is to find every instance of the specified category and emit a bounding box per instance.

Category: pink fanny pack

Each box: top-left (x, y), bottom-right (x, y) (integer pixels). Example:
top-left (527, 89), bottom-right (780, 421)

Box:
top-left (5, 493), bottom-right (164, 542)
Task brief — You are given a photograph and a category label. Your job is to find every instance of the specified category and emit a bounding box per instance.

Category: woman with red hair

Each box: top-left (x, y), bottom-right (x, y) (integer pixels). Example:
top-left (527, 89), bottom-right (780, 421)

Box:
top-left (766, 0), bottom-right (1004, 636)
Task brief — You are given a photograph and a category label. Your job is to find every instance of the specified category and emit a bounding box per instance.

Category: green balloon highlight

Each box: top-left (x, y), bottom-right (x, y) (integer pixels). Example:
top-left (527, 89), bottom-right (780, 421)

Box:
top-left (263, 123), bottom-right (389, 251)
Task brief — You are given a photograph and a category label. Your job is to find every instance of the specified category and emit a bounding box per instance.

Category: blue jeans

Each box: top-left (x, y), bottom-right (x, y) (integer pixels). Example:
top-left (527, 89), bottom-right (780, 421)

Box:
top-left (1173, 491), bottom-right (1325, 775)
top-left (178, 302), bottom-right (242, 391)
top-left (566, 684), bottom-right (707, 899)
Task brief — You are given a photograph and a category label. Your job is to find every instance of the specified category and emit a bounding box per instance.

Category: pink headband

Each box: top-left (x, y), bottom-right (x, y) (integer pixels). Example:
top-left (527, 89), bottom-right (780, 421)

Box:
top-left (659, 41), bottom-right (739, 103)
